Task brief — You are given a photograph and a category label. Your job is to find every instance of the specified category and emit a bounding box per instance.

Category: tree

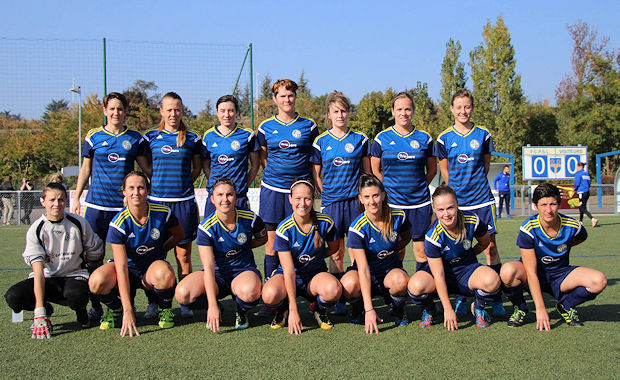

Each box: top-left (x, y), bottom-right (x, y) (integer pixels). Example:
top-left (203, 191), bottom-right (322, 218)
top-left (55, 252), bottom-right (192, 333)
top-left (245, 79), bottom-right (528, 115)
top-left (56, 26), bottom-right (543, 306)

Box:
top-left (439, 38), bottom-right (467, 129)
top-left (42, 99), bottom-right (69, 121)
top-left (0, 111), bottom-right (22, 121)
top-left (409, 82), bottom-right (439, 137)
top-left (259, 74), bottom-right (272, 100)
top-left (470, 16), bottom-right (526, 159)
top-left (524, 103), bottom-right (559, 147)
top-left (297, 70), bottom-right (311, 96)
top-left (350, 88), bottom-right (396, 140)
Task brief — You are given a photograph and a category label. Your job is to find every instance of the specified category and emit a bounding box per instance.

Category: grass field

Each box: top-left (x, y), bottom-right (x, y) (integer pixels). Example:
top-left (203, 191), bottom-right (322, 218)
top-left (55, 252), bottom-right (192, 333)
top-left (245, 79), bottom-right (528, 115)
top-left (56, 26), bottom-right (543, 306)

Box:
top-left (0, 216), bottom-right (618, 379)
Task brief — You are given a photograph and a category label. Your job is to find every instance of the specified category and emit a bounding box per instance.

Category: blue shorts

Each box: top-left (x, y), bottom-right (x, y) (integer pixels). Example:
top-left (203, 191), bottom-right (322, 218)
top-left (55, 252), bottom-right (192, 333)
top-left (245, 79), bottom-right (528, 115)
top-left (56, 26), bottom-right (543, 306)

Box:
top-left (321, 197), bottom-right (360, 239)
top-left (259, 186), bottom-right (292, 227)
top-left (151, 198), bottom-right (199, 245)
top-left (84, 207), bottom-right (118, 242)
top-left (347, 262), bottom-right (406, 298)
top-left (397, 204), bottom-right (433, 240)
top-left (425, 261), bottom-right (482, 297)
top-left (214, 266), bottom-right (262, 299)
top-left (466, 204), bottom-right (497, 235)
top-left (272, 267), bottom-right (325, 301)
top-left (204, 194), bottom-right (249, 218)
top-left (537, 265), bottom-right (579, 300)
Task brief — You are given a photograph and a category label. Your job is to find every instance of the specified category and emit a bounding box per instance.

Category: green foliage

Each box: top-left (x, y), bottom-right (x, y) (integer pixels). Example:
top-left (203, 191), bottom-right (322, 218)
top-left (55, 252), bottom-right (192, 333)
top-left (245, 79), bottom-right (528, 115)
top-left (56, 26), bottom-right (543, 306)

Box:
top-left (41, 99), bottom-right (69, 122)
top-left (258, 73), bottom-right (272, 100)
top-left (297, 70), bottom-right (311, 97)
top-left (409, 82), bottom-right (440, 137)
top-left (349, 88), bottom-right (396, 140)
top-left (524, 103), bottom-right (559, 146)
top-left (439, 38), bottom-right (467, 129)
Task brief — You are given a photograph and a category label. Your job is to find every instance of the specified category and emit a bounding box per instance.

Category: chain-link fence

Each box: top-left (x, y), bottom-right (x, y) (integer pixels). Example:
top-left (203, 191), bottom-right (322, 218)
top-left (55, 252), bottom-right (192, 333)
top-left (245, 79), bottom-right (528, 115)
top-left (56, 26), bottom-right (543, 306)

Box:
top-left (0, 191), bottom-right (43, 225)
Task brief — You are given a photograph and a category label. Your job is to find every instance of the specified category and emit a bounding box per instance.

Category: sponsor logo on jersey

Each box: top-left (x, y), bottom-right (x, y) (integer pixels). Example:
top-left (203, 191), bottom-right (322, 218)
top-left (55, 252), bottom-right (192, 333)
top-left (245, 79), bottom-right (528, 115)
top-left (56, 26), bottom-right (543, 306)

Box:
top-left (136, 245), bottom-right (155, 255)
top-left (298, 254), bottom-right (315, 263)
top-left (377, 250), bottom-right (392, 259)
top-left (462, 239), bottom-right (472, 250)
top-left (107, 153), bottom-right (126, 163)
top-left (292, 129), bottom-right (301, 138)
top-left (150, 228), bottom-right (160, 240)
top-left (541, 255), bottom-right (560, 264)
top-left (369, 237), bottom-right (375, 243)
top-left (397, 152), bottom-right (415, 160)
top-left (326, 146), bottom-right (332, 151)
top-left (345, 143), bottom-right (355, 153)
top-left (218, 154), bottom-right (234, 164)
top-left (457, 154), bottom-right (474, 163)
top-left (218, 237), bottom-right (225, 242)
top-left (225, 249), bottom-right (240, 258)
top-left (410, 140), bottom-right (420, 149)
top-left (442, 246), bottom-right (451, 252)
top-left (128, 232), bottom-right (135, 238)
top-left (122, 140), bottom-right (132, 150)
top-left (293, 241), bottom-right (300, 248)
top-left (102, 141), bottom-right (108, 146)
top-left (450, 142), bottom-right (458, 148)
top-left (211, 142), bottom-right (218, 147)
top-left (557, 244), bottom-right (568, 253)
top-left (161, 145), bottom-right (179, 154)
top-left (332, 157), bottom-right (351, 167)
top-left (279, 140), bottom-right (297, 149)
top-left (156, 135), bottom-right (163, 139)
top-left (230, 140), bottom-right (241, 151)
top-left (237, 233), bottom-right (247, 244)
top-left (449, 257), bottom-right (461, 265)
top-left (389, 141), bottom-right (396, 145)
top-left (539, 241), bottom-right (544, 247)
top-left (470, 139), bottom-right (480, 150)
top-left (272, 130), bottom-right (279, 134)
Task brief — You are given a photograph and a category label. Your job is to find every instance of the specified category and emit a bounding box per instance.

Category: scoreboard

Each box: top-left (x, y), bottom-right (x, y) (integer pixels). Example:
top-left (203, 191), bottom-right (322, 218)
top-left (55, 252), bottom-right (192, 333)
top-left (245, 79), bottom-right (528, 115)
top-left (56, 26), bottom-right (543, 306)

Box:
top-left (522, 146), bottom-right (588, 180)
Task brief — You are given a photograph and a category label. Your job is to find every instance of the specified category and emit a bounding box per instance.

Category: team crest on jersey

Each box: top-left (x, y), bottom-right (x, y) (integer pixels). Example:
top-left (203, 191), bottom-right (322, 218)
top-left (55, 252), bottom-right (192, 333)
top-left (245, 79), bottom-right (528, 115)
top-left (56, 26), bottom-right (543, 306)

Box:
top-left (230, 140), bottom-right (241, 151)
top-left (410, 140), bottom-right (420, 149)
top-left (389, 231), bottom-right (398, 242)
top-left (237, 233), bottom-right (247, 244)
top-left (557, 244), bottom-right (568, 253)
top-left (345, 143), bottom-right (354, 153)
top-left (292, 129), bottom-right (301, 138)
top-left (462, 239), bottom-right (472, 250)
top-left (122, 140), bottom-right (132, 150)
top-left (377, 250), bottom-right (391, 259)
top-left (150, 228), bottom-right (160, 240)
top-left (469, 139), bottom-right (480, 150)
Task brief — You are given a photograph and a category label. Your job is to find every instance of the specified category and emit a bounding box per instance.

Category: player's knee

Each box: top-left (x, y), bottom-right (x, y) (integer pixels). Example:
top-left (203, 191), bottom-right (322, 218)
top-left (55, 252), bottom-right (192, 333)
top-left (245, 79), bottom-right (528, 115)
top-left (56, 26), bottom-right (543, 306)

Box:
top-left (89, 274), bottom-right (108, 294)
top-left (4, 287), bottom-right (21, 311)
top-left (340, 275), bottom-right (360, 298)
top-left (407, 275), bottom-right (429, 295)
top-left (174, 283), bottom-right (192, 304)
top-left (483, 272), bottom-right (501, 293)
top-left (590, 272), bottom-right (607, 293)
top-left (237, 283), bottom-right (261, 303)
top-left (321, 280), bottom-right (342, 301)
top-left (500, 262), bottom-right (520, 285)
top-left (261, 284), bottom-right (281, 305)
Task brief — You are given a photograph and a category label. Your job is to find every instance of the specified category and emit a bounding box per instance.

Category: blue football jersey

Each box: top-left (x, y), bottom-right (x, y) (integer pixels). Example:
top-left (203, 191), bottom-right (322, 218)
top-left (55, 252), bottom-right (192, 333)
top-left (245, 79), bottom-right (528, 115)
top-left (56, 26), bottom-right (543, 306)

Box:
top-left (82, 127), bottom-right (147, 210)
top-left (144, 129), bottom-right (202, 201)
top-left (273, 212), bottom-right (336, 274)
top-left (424, 212), bottom-right (487, 268)
top-left (573, 169), bottom-right (591, 194)
top-left (257, 115), bottom-right (319, 192)
top-left (196, 208), bottom-right (266, 272)
top-left (347, 209), bottom-right (410, 274)
top-left (202, 125), bottom-right (259, 197)
top-left (516, 213), bottom-right (587, 271)
top-left (434, 125), bottom-right (495, 208)
top-left (370, 127), bottom-right (434, 208)
top-left (310, 129), bottom-right (369, 206)
top-left (107, 202), bottom-right (179, 269)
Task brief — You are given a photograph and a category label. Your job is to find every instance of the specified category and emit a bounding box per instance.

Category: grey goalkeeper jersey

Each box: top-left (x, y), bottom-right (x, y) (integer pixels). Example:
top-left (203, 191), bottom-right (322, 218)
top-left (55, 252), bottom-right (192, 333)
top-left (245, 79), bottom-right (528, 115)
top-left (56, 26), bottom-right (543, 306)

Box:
top-left (23, 213), bottom-right (104, 278)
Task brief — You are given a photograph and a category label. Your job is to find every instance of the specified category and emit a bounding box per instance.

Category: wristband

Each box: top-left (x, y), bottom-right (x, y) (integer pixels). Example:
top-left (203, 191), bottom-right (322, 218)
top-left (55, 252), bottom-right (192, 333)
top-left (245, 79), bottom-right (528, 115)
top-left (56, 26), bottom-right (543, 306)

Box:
top-left (34, 307), bottom-right (46, 318)
top-left (365, 308), bottom-right (374, 313)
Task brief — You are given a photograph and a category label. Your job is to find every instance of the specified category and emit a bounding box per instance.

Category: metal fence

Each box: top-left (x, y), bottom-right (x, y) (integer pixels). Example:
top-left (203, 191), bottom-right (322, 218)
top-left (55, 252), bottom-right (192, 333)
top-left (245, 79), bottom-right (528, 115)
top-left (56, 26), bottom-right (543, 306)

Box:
top-left (0, 191), bottom-right (43, 225)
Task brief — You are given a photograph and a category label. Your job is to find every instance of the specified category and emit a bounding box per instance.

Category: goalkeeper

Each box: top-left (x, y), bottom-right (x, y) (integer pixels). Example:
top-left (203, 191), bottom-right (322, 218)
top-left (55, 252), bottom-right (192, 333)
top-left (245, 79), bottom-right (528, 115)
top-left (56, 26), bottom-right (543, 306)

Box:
top-left (4, 182), bottom-right (104, 338)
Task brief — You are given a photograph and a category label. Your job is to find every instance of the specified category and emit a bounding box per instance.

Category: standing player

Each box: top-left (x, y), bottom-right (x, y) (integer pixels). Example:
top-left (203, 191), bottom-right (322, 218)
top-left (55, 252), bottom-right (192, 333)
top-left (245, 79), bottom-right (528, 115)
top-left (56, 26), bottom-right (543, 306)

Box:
top-left (370, 92), bottom-right (436, 274)
top-left (494, 165), bottom-right (511, 218)
top-left (257, 79), bottom-right (319, 280)
top-left (261, 179), bottom-right (341, 334)
top-left (310, 91), bottom-right (370, 313)
top-left (500, 183), bottom-right (607, 329)
top-left (407, 185), bottom-right (500, 330)
top-left (340, 174), bottom-right (412, 333)
top-left (4, 182), bottom-right (103, 338)
top-left (89, 172), bottom-right (183, 336)
top-left (175, 178), bottom-right (267, 331)
top-left (71, 92), bottom-right (149, 322)
top-left (573, 162), bottom-right (598, 227)
top-left (143, 92), bottom-right (202, 318)
top-left (202, 95), bottom-right (260, 216)
top-left (434, 89), bottom-right (504, 317)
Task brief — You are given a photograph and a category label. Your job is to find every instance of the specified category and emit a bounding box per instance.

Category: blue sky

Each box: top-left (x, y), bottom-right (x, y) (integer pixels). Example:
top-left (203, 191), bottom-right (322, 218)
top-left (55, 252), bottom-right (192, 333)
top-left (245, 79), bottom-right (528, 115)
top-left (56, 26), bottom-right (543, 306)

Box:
top-left (2, 0), bottom-right (618, 118)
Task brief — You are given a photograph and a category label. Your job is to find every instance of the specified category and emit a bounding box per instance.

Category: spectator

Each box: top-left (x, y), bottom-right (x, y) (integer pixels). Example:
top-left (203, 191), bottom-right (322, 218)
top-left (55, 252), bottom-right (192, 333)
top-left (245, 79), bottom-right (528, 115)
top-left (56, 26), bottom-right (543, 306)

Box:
top-left (493, 165), bottom-right (511, 218)
top-left (1, 175), bottom-right (14, 225)
top-left (20, 178), bottom-right (34, 224)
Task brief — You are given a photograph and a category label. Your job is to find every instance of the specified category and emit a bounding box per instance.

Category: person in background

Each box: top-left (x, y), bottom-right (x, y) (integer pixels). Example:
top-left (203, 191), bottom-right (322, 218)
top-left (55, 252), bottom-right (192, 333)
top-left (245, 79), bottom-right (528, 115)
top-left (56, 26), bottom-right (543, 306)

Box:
top-left (20, 178), bottom-right (34, 225)
top-left (493, 165), bottom-right (511, 219)
top-left (573, 162), bottom-right (598, 228)
top-left (1, 175), bottom-right (14, 225)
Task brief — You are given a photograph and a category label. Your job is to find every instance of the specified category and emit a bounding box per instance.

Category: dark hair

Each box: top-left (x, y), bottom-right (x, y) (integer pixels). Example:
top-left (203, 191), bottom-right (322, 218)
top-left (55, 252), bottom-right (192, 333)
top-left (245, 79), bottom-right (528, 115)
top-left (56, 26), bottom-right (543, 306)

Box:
top-left (431, 185), bottom-right (466, 242)
top-left (503, 165), bottom-right (510, 169)
top-left (158, 92), bottom-right (188, 147)
top-left (103, 92), bottom-right (129, 109)
top-left (450, 89), bottom-right (474, 107)
top-left (358, 173), bottom-right (393, 241)
top-left (532, 183), bottom-right (562, 205)
top-left (121, 171), bottom-right (151, 192)
top-left (42, 181), bottom-right (67, 200)
top-left (216, 95), bottom-right (239, 113)
top-left (212, 177), bottom-right (237, 194)
top-left (577, 162), bottom-right (586, 168)
top-left (391, 91), bottom-right (414, 110)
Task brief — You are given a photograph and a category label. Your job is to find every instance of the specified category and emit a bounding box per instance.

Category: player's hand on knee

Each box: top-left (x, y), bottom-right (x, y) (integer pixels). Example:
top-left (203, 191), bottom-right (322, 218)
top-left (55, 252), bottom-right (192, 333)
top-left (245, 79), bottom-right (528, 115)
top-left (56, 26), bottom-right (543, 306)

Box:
top-left (31, 307), bottom-right (53, 339)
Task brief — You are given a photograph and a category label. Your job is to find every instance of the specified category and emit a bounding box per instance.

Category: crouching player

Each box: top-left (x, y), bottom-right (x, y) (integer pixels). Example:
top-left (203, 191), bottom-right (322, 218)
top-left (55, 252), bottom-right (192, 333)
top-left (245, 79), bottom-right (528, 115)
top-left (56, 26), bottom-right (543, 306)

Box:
top-left (89, 172), bottom-right (183, 337)
top-left (500, 183), bottom-right (607, 329)
top-left (175, 178), bottom-right (267, 332)
top-left (4, 182), bottom-right (104, 338)
top-left (408, 185), bottom-right (500, 330)
top-left (261, 179), bottom-right (342, 335)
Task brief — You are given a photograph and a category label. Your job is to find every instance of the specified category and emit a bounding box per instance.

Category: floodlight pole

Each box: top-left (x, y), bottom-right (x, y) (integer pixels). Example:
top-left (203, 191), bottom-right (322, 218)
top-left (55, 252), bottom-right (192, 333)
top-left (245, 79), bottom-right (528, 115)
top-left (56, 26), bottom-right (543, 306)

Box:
top-left (70, 83), bottom-right (82, 168)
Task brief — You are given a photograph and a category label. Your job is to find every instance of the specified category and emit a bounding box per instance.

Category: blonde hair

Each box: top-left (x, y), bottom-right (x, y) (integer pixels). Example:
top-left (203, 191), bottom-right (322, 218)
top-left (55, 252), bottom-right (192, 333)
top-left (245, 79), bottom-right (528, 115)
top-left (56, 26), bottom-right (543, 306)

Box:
top-left (324, 91), bottom-right (351, 128)
top-left (158, 92), bottom-right (187, 147)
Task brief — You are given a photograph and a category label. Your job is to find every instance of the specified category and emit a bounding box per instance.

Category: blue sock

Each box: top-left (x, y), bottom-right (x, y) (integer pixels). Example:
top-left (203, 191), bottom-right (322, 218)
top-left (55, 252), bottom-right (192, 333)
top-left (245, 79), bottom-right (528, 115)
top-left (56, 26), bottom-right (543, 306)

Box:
top-left (264, 254), bottom-right (279, 279)
top-left (560, 286), bottom-right (597, 310)
top-left (316, 295), bottom-right (336, 312)
top-left (490, 263), bottom-right (502, 274)
top-left (415, 262), bottom-right (426, 272)
top-left (265, 298), bottom-right (288, 312)
top-left (390, 293), bottom-right (407, 311)
top-left (236, 296), bottom-right (258, 313)
top-left (474, 288), bottom-right (498, 310)
top-left (154, 287), bottom-right (175, 309)
top-left (504, 284), bottom-right (527, 311)
top-left (455, 294), bottom-right (467, 303)
top-left (407, 289), bottom-right (434, 311)
top-left (183, 294), bottom-right (207, 310)
top-left (97, 289), bottom-right (121, 310)
top-left (145, 289), bottom-right (158, 305)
